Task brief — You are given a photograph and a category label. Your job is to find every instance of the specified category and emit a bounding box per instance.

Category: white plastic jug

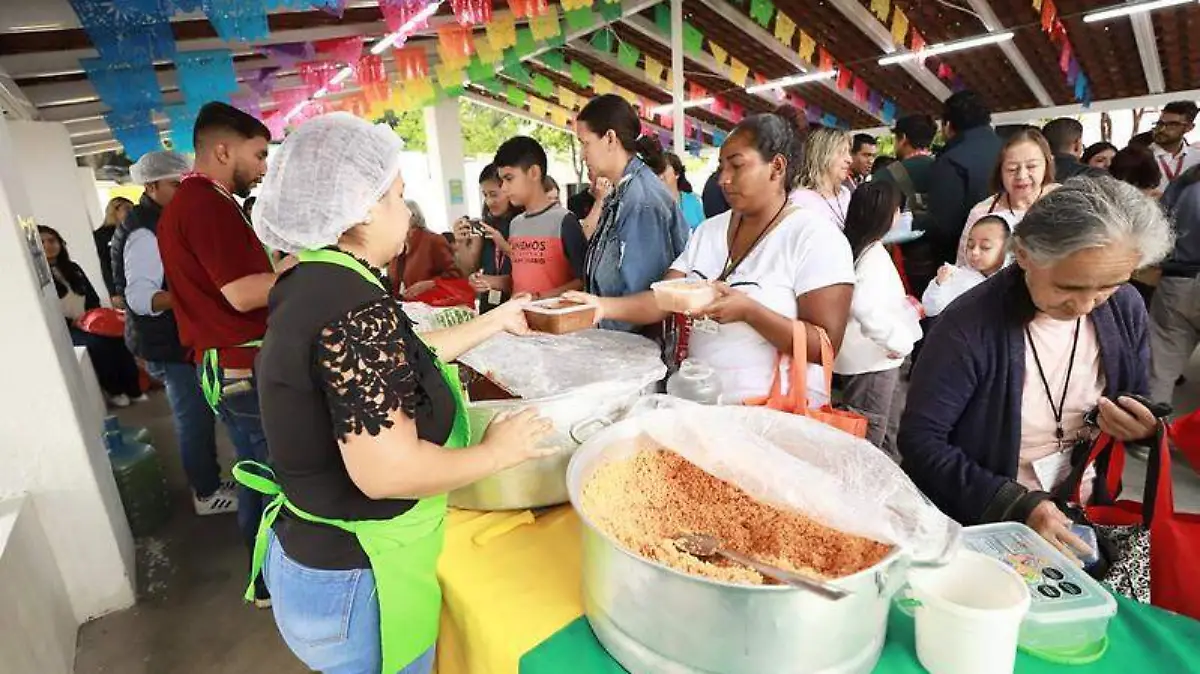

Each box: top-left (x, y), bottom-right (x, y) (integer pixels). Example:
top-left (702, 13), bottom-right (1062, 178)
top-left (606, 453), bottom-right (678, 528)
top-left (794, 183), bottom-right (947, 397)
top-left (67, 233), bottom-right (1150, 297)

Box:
top-left (909, 550), bottom-right (1031, 674)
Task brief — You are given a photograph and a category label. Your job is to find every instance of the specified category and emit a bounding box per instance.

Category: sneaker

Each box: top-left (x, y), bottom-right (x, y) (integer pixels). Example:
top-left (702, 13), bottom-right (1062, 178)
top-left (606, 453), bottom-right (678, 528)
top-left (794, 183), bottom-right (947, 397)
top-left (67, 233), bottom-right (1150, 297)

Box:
top-left (131, 394), bottom-right (150, 404)
top-left (108, 394), bottom-right (131, 408)
top-left (253, 597), bottom-right (273, 610)
top-left (193, 487), bottom-right (237, 516)
top-left (253, 578), bottom-right (272, 609)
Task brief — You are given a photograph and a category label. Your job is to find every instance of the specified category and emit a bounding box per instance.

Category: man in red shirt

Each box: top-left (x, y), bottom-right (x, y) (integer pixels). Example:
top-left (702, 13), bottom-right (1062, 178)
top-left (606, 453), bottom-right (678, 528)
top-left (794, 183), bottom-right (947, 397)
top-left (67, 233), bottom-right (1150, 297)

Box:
top-left (158, 101), bottom-right (279, 607)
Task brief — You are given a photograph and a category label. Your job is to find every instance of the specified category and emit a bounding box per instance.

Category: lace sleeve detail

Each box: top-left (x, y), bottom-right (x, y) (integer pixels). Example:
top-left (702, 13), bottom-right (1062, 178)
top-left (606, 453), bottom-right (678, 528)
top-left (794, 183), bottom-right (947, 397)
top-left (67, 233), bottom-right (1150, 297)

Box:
top-left (315, 299), bottom-right (425, 442)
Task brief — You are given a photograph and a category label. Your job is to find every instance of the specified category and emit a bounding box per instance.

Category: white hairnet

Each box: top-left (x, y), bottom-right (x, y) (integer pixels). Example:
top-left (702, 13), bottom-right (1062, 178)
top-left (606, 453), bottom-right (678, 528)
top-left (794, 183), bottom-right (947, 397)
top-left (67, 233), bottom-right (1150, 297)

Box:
top-left (129, 151), bottom-right (191, 184)
top-left (253, 112), bottom-right (404, 253)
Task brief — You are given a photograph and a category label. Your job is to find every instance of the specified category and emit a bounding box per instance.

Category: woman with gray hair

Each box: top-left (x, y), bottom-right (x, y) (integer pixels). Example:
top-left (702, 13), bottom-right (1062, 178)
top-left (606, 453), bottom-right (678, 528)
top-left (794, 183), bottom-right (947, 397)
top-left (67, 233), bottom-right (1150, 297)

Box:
top-left (385, 198), bottom-right (463, 299)
top-left (238, 113), bottom-right (552, 674)
top-left (899, 176), bottom-right (1172, 558)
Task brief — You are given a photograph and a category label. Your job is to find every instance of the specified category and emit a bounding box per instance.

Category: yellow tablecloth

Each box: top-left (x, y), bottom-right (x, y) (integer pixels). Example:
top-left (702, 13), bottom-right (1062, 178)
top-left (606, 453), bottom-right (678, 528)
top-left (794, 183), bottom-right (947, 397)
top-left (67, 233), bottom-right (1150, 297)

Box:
top-left (436, 506), bottom-right (583, 674)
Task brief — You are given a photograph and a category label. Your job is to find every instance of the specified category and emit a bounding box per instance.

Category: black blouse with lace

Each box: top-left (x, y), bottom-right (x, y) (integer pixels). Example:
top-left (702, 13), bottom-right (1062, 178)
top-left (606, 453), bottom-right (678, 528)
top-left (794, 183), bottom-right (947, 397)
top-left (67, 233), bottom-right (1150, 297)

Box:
top-left (258, 257), bottom-right (456, 570)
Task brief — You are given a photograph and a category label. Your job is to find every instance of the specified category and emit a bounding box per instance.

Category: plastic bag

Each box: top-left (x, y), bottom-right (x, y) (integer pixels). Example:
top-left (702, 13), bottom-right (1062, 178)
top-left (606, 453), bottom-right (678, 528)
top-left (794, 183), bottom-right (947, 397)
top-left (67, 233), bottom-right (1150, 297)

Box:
top-left (457, 329), bottom-right (666, 400)
top-left (591, 397), bottom-right (960, 564)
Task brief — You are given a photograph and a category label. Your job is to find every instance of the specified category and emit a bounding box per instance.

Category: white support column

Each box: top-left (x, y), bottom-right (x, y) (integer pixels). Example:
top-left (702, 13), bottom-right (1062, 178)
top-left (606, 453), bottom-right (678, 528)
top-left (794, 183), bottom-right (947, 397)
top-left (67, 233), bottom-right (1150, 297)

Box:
top-left (10, 121), bottom-right (109, 305)
top-left (423, 98), bottom-right (468, 232)
top-left (962, 0), bottom-right (1055, 107)
top-left (1130, 14), bottom-right (1165, 95)
top-left (0, 114), bottom-right (135, 625)
top-left (670, 0), bottom-right (686, 154)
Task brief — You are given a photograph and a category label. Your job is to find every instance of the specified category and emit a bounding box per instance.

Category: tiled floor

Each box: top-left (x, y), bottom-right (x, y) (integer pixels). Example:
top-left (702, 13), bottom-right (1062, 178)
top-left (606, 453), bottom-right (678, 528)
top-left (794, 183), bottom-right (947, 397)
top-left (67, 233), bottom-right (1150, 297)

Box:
top-left (74, 356), bottom-right (1200, 673)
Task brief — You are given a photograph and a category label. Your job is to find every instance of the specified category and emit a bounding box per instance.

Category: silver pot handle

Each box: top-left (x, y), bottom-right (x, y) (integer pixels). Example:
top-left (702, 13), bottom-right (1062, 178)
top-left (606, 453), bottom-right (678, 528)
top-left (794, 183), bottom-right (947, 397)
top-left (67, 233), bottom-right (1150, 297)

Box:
top-left (569, 415), bottom-right (614, 445)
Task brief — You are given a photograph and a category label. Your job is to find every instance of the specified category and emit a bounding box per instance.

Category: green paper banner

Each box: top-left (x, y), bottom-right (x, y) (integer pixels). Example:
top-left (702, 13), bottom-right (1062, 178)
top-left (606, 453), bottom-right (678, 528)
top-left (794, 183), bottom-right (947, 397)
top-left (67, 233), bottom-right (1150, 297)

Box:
top-left (503, 64), bottom-right (532, 85)
top-left (533, 74), bottom-right (554, 98)
top-left (541, 50), bottom-right (566, 72)
top-left (570, 61), bottom-right (592, 89)
top-left (479, 78), bottom-right (504, 95)
top-left (444, 84), bottom-right (464, 98)
top-left (590, 30), bottom-right (614, 54)
top-left (506, 84), bottom-right (527, 108)
top-left (564, 8), bottom-right (594, 32)
top-left (546, 33), bottom-right (567, 48)
top-left (515, 27), bottom-right (538, 57)
top-left (683, 23), bottom-right (703, 55)
top-left (503, 48), bottom-right (522, 71)
top-left (750, 0), bottom-right (775, 28)
top-left (467, 58), bottom-right (494, 83)
top-left (654, 4), bottom-right (669, 34)
top-left (597, 0), bottom-right (622, 21)
top-left (617, 42), bottom-right (640, 69)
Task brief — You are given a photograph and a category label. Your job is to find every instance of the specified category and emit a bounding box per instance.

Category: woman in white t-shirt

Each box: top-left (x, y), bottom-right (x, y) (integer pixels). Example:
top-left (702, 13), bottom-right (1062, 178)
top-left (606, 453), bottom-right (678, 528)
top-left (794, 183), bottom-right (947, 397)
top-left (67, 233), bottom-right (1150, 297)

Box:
top-left (566, 109), bottom-right (855, 405)
top-left (788, 127), bottom-right (854, 230)
top-left (956, 127), bottom-right (1059, 265)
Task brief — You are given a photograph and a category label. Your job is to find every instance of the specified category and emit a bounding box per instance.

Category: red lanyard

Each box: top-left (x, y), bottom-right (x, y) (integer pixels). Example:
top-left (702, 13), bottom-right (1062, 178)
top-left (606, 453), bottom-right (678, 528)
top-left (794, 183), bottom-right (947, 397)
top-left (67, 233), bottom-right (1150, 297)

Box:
top-left (1158, 152), bottom-right (1186, 183)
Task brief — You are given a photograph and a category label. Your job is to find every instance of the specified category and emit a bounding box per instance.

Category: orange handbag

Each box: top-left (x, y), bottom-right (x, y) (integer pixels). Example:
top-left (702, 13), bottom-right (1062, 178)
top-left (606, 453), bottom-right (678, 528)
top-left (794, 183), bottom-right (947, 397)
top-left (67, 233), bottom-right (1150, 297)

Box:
top-left (745, 321), bottom-right (869, 438)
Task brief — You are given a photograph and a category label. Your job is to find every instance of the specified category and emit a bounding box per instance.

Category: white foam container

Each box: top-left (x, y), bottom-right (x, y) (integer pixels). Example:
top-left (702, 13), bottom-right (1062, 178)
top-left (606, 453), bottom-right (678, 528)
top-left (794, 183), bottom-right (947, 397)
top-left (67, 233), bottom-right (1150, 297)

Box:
top-left (909, 550), bottom-right (1031, 674)
top-left (650, 278), bottom-right (717, 314)
top-left (962, 522), bottom-right (1117, 654)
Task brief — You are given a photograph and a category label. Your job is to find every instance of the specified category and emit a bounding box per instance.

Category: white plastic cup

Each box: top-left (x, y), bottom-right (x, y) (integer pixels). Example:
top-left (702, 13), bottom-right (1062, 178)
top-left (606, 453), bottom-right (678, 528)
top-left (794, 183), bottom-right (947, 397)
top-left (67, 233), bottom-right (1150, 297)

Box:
top-left (909, 550), bottom-right (1031, 674)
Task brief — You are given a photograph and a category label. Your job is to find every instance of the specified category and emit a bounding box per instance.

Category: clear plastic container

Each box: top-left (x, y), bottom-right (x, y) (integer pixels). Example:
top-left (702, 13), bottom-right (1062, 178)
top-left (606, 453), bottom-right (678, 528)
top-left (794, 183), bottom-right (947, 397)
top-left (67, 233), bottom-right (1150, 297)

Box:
top-left (961, 522), bottom-right (1116, 660)
top-left (523, 299), bottom-right (596, 334)
top-left (666, 360), bottom-right (723, 404)
top-left (651, 279), bottom-right (717, 314)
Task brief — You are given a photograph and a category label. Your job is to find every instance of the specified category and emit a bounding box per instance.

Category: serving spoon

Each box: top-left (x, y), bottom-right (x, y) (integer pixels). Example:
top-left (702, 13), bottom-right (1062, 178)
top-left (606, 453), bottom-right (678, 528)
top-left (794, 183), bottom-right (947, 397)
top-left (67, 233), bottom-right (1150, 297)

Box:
top-left (673, 533), bottom-right (851, 601)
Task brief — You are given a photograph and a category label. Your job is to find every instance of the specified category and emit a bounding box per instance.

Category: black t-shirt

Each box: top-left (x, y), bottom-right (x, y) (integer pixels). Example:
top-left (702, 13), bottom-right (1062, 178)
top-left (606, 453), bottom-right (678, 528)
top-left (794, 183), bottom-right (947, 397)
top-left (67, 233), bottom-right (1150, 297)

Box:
top-left (258, 258), bottom-right (456, 569)
top-left (479, 212), bottom-right (514, 313)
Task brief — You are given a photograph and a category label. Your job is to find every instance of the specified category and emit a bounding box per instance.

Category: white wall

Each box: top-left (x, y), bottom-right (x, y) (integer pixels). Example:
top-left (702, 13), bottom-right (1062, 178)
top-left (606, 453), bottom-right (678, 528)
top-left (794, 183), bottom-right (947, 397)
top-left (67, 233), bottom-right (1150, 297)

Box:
top-left (10, 120), bottom-right (110, 305)
top-left (0, 115), bottom-right (135, 625)
top-left (0, 498), bottom-right (76, 674)
top-left (77, 165), bottom-right (103, 232)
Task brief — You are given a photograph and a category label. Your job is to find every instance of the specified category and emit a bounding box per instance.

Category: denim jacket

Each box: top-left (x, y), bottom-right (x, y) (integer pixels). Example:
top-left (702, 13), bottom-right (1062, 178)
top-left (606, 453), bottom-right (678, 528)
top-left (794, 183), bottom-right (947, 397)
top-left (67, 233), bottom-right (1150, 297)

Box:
top-left (585, 157), bottom-right (688, 330)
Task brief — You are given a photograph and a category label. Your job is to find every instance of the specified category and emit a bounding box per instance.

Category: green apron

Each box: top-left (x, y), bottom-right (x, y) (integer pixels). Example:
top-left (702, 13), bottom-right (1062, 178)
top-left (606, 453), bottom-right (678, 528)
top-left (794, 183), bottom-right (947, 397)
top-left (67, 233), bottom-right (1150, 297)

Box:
top-left (234, 248), bottom-right (472, 673)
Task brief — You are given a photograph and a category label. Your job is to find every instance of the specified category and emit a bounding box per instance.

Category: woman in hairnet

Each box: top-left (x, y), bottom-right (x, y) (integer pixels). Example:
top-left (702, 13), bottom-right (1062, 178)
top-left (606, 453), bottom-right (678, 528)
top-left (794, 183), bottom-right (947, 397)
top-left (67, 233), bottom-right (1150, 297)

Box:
top-left (235, 113), bottom-right (554, 674)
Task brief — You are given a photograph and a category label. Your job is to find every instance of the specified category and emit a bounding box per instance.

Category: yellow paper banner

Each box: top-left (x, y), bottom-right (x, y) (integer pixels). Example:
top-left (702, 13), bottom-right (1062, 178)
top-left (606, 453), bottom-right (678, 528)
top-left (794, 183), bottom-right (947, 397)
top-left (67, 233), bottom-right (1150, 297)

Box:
top-left (729, 58), bottom-right (749, 87)
top-left (530, 13), bottom-right (561, 40)
top-left (871, 0), bottom-right (890, 22)
top-left (562, 0), bottom-right (594, 9)
top-left (551, 108), bottom-right (571, 127)
top-left (644, 56), bottom-right (664, 82)
top-left (891, 9), bottom-right (909, 47)
top-left (798, 31), bottom-right (816, 62)
top-left (774, 14), bottom-right (796, 46)
top-left (486, 15), bottom-right (517, 51)
top-left (438, 44), bottom-right (471, 71)
top-left (557, 85), bottom-right (578, 110)
top-left (709, 42), bottom-right (728, 68)
top-left (529, 98), bottom-right (548, 118)
top-left (435, 63), bottom-right (464, 89)
top-left (593, 74), bottom-right (614, 94)
top-left (617, 87), bottom-right (637, 104)
top-left (475, 35), bottom-right (501, 64)
top-left (1032, 0), bottom-right (1043, 9)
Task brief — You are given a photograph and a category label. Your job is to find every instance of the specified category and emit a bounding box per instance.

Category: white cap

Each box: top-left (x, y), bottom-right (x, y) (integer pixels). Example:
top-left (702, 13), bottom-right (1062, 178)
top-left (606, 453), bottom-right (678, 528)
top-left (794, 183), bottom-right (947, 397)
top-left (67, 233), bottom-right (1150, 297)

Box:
top-left (253, 112), bottom-right (404, 253)
top-left (129, 150), bottom-right (191, 184)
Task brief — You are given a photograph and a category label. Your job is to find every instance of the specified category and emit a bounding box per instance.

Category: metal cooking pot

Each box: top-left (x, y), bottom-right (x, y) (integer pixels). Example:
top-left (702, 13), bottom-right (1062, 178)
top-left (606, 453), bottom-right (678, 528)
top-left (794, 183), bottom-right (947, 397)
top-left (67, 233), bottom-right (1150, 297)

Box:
top-left (566, 419), bottom-right (910, 674)
top-left (448, 379), bottom-right (651, 511)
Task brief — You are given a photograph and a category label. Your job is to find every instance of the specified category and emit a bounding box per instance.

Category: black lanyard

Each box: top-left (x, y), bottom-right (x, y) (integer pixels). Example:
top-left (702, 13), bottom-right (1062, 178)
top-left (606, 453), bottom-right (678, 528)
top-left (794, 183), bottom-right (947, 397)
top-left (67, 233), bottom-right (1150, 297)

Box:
top-left (719, 200), bottom-right (789, 282)
top-left (823, 191), bottom-right (846, 228)
top-left (1026, 318), bottom-right (1081, 448)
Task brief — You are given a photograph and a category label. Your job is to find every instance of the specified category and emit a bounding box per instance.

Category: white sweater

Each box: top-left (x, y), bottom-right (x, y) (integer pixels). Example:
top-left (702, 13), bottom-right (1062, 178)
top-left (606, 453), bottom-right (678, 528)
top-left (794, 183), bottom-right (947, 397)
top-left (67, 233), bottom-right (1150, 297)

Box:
top-left (834, 243), bottom-right (922, 375)
top-left (922, 265), bottom-right (987, 317)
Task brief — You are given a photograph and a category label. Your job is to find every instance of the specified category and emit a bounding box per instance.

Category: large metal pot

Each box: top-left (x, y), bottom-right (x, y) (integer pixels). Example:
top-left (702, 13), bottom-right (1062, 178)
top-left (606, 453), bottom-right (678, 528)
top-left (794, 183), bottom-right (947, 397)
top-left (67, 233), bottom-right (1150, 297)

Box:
top-left (567, 418), bottom-right (910, 674)
top-left (448, 379), bottom-right (650, 511)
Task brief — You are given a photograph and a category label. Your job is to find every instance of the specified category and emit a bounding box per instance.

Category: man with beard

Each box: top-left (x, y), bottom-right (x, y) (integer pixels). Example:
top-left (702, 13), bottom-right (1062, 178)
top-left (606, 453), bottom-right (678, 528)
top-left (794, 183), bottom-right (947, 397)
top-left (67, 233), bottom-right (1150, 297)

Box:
top-left (1149, 100), bottom-right (1199, 194)
top-left (158, 101), bottom-right (282, 608)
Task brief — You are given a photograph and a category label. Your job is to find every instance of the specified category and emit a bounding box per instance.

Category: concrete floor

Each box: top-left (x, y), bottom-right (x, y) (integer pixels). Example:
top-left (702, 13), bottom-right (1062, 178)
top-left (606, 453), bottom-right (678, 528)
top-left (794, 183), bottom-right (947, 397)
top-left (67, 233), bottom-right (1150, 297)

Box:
top-left (74, 355), bottom-right (1200, 673)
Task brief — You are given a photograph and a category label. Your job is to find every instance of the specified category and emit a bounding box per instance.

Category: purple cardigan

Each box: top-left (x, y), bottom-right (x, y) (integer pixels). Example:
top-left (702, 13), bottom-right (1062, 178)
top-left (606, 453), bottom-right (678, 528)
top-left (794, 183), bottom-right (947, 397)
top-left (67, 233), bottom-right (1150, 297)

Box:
top-left (898, 265), bottom-right (1150, 525)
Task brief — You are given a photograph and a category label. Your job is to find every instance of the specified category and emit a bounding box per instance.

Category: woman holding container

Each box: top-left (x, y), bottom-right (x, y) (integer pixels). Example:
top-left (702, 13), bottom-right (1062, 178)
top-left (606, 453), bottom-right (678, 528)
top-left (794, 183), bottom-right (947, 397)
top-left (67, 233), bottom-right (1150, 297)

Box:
top-left (567, 107), bottom-right (854, 405)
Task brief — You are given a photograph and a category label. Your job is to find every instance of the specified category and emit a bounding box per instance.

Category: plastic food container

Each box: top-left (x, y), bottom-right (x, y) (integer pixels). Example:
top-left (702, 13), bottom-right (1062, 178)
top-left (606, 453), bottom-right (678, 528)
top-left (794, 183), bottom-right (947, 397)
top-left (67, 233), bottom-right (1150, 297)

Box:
top-left (962, 522), bottom-right (1117, 663)
top-left (523, 299), bottom-right (596, 335)
top-left (651, 279), bottom-right (717, 314)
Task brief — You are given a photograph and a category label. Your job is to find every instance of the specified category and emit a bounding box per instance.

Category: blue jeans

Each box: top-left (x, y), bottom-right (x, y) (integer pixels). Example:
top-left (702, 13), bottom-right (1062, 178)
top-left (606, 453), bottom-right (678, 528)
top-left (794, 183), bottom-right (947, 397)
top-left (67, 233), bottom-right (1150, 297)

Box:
top-left (263, 531), bottom-right (435, 674)
top-left (145, 360), bottom-right (219, 498)
top-left (202, 367), bottom-right (270, 593)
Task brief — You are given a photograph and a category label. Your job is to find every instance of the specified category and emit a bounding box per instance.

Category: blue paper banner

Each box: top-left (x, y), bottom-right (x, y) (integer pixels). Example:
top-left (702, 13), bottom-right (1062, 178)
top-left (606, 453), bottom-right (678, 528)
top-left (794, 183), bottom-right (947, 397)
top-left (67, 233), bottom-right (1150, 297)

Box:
top-left (204, 0), bottom-right (269, 42)
top-left (175, 49), bottom-right (238, 107)
top-left (105, 108), bottom-right (162, 159)
top-left (163, 103), bottom-right (199, 154)
top-left (821, 113), bottom-right (838, 128)
top-left (69, 0), bottom-right (176, 62)
top-left (1075, 73), bottom-right (1090, 105)
top-left (712, 130), bottom-right (728, 147)
top-left (881, 100), bottom-right (897, 125)
top-left (81, 56), bottom-right (162, 113)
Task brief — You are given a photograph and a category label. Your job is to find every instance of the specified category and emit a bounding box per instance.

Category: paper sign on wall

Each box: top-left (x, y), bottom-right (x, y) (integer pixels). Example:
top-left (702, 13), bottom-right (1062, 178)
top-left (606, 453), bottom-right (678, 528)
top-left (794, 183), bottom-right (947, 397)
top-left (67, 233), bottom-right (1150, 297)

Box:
top-left (449, 179), bottom-right (465, 205)
top-left (20, 215), bottom-right (52, 289)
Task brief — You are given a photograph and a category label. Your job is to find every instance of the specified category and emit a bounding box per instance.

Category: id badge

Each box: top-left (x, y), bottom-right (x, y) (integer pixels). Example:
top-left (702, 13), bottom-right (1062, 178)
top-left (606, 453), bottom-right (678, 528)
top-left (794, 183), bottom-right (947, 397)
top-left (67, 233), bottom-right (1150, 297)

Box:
top-left (1032, 450), bottom-right (1072, 492)
top-left (692, 317), bottom-right (719, 335)
top-left (488, 289), bottom-right (502, 306)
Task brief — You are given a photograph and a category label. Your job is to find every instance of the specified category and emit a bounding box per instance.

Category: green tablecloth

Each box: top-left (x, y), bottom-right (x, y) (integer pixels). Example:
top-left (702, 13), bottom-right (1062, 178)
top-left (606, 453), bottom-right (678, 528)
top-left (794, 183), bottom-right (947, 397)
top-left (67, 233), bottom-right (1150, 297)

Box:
top-left (520, 593), bottom-right (1200, 673)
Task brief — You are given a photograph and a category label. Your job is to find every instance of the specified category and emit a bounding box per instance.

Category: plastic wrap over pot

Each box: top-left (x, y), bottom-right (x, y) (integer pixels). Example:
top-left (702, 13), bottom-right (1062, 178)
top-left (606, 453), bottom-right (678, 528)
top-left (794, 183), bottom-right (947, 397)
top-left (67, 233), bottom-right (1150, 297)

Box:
top-left (590, 397), bottom-right (961, 565)
top-left (457, 329), bottom-right (667, 400)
